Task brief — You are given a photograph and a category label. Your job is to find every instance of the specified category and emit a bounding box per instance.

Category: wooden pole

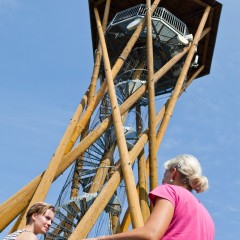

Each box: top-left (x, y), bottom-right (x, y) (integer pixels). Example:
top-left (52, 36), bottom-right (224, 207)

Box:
top-left (13, 91), bottom-right (90, 229)
top-left (94, 7), bottom-right (144, 228)
top-left (68, 128), bottom-right (149, 240)
top-left (88, 107), bottom-right (128, 195)
top-left (68, 83), bottom-right (172, 239)
top-left (64, 0), bottom-right (152, 154)
top-left (120, 65), bottom-right (205, 232)
top-left (70, 0), bottom-right (111, 199)
top-left (202, 14), bottom-right (213, 64)
top-left (46, 2), bottom-right (113, 231)
top-left (186, 65), bottom-right (205, 89)
top-left (64, 0), bottom-right (162, 155)
top-left (136, 104), bottom-right (150, 223)
top-left (154, 6), bottom-right (211, 151)
top-left (0, 44), bottom-right (189, 231)
top-left (3, 0), bottom-right (211, 223)
top-left (121, 106), bottom-right (165, 231)
top-left (146, 0), bottom-right (158, 192)
top-left (88, 143), bottom-right (116, 193)
top-left (9, 208), bottom-right (27, 233)
top-left (89, 0), bottom-right (111, 99)
top-left (110, 214), bottom-right (122, 234)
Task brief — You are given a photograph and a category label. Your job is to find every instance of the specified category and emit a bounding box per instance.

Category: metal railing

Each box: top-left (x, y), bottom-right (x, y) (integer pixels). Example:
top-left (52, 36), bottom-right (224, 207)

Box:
top-left (110, 4), bottom-right (188, 36)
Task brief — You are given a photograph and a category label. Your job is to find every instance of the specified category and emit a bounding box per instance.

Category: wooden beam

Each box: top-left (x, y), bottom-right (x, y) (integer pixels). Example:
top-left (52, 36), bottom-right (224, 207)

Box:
top-left (94, 6), bottom-right (144, 228)
top-left (146, 0), bottom-right (158, 192)
top-left (136, 104), bottom-right (150, 223)
top-left (120, 64), bottom-right (205, 232)
top-left (0, 43), bottom-right (189, 231)
top-left (154, 5), bottom-right (211, 152)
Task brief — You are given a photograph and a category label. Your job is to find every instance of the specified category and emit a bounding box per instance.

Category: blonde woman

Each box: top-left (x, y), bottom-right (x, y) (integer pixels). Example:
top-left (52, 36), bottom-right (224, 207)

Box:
top-left (86, 154), bottom-right (214, 240)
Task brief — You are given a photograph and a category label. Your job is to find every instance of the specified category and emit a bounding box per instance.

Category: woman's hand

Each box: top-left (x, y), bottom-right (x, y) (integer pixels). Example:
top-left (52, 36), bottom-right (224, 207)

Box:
top-left (82, 238), bottom-right (97, 240)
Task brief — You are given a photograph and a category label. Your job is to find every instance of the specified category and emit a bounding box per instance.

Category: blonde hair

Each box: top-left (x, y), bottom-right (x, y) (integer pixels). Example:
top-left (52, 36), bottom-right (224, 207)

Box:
top-left (26, 202), bottom-right (55, 224)
top-left (164, 154), bottom-right (209, 193)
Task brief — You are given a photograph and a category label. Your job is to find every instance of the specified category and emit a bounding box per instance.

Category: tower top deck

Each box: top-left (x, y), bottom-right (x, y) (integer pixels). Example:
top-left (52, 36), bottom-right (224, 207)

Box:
top-left (88, 0), bottom-right (222, 79)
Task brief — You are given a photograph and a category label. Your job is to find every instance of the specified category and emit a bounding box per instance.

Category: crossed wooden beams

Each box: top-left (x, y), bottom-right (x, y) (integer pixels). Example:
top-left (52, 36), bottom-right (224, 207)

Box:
top-left (0, 0), bottom-right (212, 239)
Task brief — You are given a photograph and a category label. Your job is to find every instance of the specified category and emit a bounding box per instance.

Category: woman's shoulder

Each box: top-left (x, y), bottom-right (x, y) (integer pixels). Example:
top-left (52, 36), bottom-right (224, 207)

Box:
top-left (152, 184), bottom-right (186, 193)
top-left (149, 184), bottom-right (178, 205)
top-left (149, 184), bottom-right (194, 205)
top-left (158, 184), bottom-right (192, 194)
top-left (16, 231), bottom-right (37, 240)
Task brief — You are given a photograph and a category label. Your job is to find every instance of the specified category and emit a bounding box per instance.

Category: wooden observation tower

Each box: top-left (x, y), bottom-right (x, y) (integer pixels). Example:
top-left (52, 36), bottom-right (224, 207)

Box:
top-left (0, 0), bottom-right (222, 239)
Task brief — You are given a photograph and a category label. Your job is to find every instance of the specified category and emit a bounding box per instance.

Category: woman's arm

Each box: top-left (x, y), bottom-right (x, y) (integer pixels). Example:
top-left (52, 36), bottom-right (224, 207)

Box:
top-left (84, 198), bottom-right (174, 240)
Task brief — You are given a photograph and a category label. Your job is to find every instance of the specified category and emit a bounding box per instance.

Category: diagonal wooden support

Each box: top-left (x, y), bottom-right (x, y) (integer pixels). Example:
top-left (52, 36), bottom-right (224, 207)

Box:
top-left (11, 0), bottom-right (113, 231)
top-left (68, 103), bottom-right (163, 240)
top-left (71, 64), bottom-right (206, 237)
top-left (72, 7), bottom-right (210, 231)
top-left (120, 64), bottom-right (205, 231)
top-left (64, 0), bottom-right (158, 154)
top-left (11, 92), bottom-right (89, 230)
top-left (155, 5), bottom-right (211, 150)
top-left (0, 43), bottom-right (189, 231)
top-left (94, 6), bottom-right (144, 228)
top-left (67, 61), bottom-right (204, 237)
top-left (69, 0), bottom-right (111, 199)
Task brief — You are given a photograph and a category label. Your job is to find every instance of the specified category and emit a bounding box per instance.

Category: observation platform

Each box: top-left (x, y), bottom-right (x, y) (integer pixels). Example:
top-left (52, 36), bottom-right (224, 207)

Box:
top-left (88, 0), bottom-right (222, 80)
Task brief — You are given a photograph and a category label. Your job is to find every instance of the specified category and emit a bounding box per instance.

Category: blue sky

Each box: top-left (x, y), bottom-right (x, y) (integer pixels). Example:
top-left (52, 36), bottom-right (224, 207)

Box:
top-left (0, 0), bottom-right (239, 239)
